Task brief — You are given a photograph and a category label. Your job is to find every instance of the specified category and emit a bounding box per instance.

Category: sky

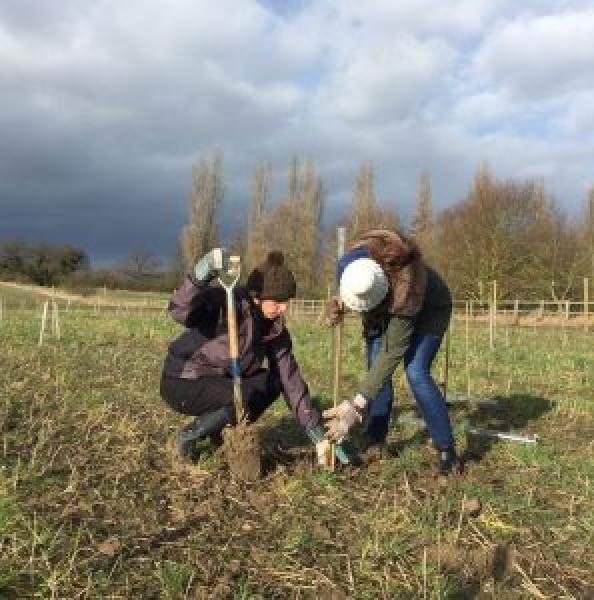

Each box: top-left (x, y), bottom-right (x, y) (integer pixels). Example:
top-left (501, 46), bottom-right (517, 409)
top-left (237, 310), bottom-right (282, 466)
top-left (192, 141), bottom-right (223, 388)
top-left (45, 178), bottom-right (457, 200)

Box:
top-left (1, 0), bottom-right (593, 266)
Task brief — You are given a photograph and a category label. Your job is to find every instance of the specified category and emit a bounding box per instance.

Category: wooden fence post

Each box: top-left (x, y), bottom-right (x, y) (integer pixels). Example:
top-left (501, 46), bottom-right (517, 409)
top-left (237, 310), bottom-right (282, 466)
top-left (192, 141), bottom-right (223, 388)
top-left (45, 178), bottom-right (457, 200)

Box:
top-left (489, 280), bottom-right (497, 350)
top-left (51, 301), bottom-right (61, 340)
top-left (38, 301), bottom-right (49, 347)
top-left (585, 277), bottom-right (589, 328)
top-left (465, 301), bottom-right (470, 396)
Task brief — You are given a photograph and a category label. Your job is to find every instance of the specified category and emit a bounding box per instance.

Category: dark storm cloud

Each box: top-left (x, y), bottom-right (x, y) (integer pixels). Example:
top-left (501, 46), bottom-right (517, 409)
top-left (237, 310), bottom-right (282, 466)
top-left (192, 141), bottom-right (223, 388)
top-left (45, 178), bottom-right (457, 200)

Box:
top-left (1, 1), bottom-right (593, 265)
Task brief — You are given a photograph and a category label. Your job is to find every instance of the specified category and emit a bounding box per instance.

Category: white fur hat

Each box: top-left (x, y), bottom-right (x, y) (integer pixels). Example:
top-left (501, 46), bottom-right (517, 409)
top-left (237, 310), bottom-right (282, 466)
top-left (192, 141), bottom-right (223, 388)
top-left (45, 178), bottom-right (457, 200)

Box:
top-left (339, 258), bottom-right (389, 312)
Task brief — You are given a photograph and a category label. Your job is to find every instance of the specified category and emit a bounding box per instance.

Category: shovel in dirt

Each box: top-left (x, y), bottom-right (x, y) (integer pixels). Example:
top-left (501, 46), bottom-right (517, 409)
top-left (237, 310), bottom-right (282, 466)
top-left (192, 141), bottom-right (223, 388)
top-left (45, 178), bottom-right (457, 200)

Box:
top-left (218, 256), bottom-right (262, 481)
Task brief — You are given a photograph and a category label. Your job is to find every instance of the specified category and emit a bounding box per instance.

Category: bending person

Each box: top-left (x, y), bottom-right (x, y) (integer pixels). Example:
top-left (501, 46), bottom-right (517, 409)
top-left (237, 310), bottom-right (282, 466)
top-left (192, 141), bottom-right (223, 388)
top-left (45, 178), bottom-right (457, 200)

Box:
top-left (324, 229), bottom-right (459, 475)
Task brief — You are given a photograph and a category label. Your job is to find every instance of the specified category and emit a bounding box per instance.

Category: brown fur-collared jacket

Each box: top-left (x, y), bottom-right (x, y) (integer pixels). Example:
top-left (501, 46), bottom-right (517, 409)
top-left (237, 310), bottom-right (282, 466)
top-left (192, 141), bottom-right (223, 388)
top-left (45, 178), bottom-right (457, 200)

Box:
top-left (350, 229), bottom-right (427, 317)
top-left (348, 229), bottom-right (451, 339)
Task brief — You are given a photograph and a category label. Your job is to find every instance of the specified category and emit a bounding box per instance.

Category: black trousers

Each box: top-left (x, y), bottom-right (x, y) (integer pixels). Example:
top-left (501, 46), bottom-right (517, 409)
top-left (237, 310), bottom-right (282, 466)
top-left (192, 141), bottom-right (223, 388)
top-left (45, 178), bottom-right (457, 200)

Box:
top-left (160, 369), bottom-right (282, 423)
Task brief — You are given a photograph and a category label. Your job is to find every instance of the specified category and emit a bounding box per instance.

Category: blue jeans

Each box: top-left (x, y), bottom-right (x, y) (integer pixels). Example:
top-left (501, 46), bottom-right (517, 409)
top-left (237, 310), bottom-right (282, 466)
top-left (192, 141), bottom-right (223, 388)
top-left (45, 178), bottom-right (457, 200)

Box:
top-left (366, 332), bottom-right (455, 450)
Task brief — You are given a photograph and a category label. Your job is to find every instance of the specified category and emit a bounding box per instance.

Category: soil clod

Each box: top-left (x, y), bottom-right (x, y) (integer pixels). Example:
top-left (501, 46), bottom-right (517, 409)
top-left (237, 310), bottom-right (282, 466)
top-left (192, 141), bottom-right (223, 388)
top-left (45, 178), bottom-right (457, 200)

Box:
top-left (223, 423), bottom-right (262, 481)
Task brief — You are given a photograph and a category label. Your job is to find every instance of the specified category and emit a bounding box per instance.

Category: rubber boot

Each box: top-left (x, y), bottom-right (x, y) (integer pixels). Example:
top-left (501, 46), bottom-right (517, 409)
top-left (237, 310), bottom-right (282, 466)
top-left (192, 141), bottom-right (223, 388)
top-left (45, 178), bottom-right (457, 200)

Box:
top-left (177, 406), bottom-right (233, 460)
top-left (438, 447), bottom-right (461, 476)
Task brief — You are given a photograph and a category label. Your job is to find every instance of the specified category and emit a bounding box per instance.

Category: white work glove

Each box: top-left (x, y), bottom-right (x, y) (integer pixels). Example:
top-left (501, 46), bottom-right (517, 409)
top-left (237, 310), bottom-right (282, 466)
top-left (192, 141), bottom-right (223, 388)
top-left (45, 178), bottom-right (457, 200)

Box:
top-left (323, 394), bottom-right (368, 442)
top-left (194, 248), bottom-right (226, 282)
top-left (305, 423), bottom-right (350, 467)
top-left (315, 438), bottom-right (332, 467)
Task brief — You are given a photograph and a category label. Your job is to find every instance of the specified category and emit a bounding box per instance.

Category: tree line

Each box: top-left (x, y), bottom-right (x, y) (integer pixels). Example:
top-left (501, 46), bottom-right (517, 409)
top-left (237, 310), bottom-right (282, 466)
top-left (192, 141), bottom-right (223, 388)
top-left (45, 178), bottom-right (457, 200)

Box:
top-left (0, 241), bottom-right (177, 292)
top-left (2, 155), bottom-right (592, 301)
top-left (182, 155), bottom-right (594, 301)
top-left (0, 241), bottom-right (89, 287)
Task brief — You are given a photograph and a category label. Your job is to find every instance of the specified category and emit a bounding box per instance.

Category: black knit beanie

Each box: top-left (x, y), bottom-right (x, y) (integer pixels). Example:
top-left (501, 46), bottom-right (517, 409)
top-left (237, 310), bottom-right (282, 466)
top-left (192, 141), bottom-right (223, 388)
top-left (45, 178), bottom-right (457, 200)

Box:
top-left (247, 251), bottom-right (297, 301)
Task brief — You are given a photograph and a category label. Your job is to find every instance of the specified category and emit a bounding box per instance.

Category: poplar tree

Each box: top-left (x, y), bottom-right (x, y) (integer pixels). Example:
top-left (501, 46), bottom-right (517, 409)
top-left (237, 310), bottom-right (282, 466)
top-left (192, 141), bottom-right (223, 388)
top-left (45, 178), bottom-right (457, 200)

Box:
top-left (246, 162), bottom-right (271, 270)
top-left (410, 169), bottom-right (435, 260)
top-left (180, 154), bottom-right (224, 272)
top-left (261, 156), bottom-right (325, 296)
top-left (348, 161), bottom-right (399, 242)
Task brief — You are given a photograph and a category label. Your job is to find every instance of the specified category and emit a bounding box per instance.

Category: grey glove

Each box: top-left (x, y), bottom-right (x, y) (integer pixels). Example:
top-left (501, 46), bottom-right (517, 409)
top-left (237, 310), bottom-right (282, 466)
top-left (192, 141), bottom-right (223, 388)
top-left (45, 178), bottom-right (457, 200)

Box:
top-left (194, 248), bottom-right (226, 282)
top-left (322, 394), bottom-right (367, 442)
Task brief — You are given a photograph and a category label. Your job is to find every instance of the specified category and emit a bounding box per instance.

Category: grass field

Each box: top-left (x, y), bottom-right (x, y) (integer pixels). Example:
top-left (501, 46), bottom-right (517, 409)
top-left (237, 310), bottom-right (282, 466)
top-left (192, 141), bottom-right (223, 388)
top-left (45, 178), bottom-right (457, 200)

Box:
top-left (1, 301), bottom-right (593, 599)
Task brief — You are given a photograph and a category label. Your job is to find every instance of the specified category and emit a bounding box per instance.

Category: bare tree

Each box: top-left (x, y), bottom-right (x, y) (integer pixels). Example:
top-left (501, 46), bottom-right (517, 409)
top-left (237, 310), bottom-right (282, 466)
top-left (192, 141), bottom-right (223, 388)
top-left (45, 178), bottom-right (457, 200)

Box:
top-left (410, 169), bottom-right (435, 260)
top-left (347, 161), bottom-right (400, 241)
top-left (260, 157), bottom-right (325, 296)
top-left (434, 166), bottom-right (584, 300)
top-left (246, 162), bottom-right (271, 271)
top-left (119, 248), bottom-right (161, 275)
top-left (288, 155), bottom-right (299, 204)
top-left (180, 153), bottom-right (224, 271)
top-left (299, 160), bottom-right (325, 294)
top-left (351, 162), bottom-right (376, 240)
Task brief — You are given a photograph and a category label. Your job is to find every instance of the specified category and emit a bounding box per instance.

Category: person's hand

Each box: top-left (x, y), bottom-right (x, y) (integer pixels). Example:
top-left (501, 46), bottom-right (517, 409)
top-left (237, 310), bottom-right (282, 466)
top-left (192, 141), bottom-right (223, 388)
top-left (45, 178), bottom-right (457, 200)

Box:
top-left (194, 248), bottom-right (226, 282)
top-left (315, 438), bottom-right (332, 467)
top-left (305, 423), bottom-right (350, 467)
top-left (323, 395), bottom-right (367, 441)
top-left (325, 295), bottom-right (344, 326)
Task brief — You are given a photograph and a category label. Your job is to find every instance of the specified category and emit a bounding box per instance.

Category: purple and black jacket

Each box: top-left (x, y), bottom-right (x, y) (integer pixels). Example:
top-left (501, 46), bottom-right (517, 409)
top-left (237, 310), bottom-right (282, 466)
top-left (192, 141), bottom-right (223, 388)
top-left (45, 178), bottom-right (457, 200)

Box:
top-left (161, 275), bottom-right (320, 429)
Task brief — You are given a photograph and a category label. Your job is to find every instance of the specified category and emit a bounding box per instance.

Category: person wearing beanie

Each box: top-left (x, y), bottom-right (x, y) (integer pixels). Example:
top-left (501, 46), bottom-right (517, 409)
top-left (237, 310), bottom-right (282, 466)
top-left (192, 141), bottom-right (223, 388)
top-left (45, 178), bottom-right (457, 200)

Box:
top-left (160, 248), bottom-right (339, 466)
top-left (324, 229), bottom-right (460, 476)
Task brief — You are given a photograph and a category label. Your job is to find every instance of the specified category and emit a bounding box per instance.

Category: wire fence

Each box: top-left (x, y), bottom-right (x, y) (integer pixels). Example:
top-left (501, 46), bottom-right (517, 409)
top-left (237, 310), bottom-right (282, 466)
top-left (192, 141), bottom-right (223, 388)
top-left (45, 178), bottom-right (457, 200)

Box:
top-left (1, 286), bottom-right (593, 327)
top-left (287, 298), bottom-right (594, 324)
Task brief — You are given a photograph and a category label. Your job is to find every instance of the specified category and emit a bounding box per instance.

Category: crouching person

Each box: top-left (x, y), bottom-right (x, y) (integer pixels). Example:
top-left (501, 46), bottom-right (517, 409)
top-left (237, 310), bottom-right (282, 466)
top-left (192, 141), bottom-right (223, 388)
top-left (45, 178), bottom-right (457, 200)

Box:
top-left (324, 229), bottom-right (460, 475)
top-left (160, 249), bottom-right (337, 466)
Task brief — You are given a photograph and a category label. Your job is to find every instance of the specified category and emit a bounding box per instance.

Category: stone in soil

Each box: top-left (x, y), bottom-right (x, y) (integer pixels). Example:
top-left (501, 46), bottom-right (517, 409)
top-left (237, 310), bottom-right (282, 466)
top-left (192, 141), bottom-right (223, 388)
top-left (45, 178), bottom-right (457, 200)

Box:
top-left (222, 423), bottom-right (261, 481)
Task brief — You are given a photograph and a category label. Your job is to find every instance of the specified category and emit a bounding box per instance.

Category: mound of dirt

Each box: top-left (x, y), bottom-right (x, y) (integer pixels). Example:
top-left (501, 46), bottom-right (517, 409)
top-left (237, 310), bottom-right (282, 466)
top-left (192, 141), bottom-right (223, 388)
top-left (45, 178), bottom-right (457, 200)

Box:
top-left (437, 542), bottom-right (515, 581)
top-left (223, 423), bottom-right (261, 481)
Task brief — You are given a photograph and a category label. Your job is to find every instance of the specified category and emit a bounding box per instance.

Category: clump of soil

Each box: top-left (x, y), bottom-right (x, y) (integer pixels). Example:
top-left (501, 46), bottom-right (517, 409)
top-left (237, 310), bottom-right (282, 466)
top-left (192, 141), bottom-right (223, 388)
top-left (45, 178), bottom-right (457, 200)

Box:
top-left (222, 423), bottom-right (261, 481)
top-left (437, 542), bottom-right (516, 581)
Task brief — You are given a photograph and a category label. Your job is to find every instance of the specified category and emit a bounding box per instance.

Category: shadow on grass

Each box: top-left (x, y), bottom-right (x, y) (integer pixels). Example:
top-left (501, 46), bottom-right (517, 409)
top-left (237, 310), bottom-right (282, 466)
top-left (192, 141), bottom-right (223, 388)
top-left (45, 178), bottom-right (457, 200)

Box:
top-left (255, 393), bottom-right (553, 473)
top-left (460, 393), bottom-right (553, 464)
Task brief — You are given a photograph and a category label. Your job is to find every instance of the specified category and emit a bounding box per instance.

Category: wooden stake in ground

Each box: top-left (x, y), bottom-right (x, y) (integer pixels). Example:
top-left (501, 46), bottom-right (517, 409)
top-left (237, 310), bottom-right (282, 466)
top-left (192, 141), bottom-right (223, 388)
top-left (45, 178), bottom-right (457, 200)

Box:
top-left (584, 277), bottom-right (589, 331)
top-left (489, 301), bottom-right (493, 349)
top-left (51, 301), bottom-right (61, 340)
top-left (38, 301), bottom-right (49, 347)
top-left (330, 226), bottom-right (347, 470)
top-left (465, 300), bottom-right (471, 397)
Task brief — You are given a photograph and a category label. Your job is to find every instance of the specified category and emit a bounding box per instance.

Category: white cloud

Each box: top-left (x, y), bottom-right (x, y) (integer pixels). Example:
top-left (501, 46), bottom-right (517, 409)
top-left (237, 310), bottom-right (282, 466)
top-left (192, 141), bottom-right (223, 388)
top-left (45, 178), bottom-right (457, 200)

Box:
top-left (318, 34), bottom-right (456, 123)
top-left (474, 9), bottom-right (594, 99)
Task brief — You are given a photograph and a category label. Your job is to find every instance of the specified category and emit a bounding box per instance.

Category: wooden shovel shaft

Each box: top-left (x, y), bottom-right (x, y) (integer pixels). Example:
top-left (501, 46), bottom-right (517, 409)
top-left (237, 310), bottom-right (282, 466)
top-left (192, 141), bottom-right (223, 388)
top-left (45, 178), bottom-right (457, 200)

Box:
top-left (226, 287), bottom-right (245, 424)
top-left (218, 255), bottom-right (244, 425)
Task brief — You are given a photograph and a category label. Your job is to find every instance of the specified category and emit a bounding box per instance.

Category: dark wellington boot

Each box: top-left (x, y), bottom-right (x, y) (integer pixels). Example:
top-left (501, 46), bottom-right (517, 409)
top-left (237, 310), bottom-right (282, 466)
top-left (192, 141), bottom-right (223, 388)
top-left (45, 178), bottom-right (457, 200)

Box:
top-left (177, 406), bottom-right (232, 460)
top-left (438, 448), bottom-right (461, 476)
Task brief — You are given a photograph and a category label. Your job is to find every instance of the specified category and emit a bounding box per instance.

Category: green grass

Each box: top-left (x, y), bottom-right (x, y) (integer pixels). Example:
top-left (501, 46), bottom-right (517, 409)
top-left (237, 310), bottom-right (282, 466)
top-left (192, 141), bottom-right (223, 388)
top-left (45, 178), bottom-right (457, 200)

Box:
top-left (0, 309), bottom-right (593, 598)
